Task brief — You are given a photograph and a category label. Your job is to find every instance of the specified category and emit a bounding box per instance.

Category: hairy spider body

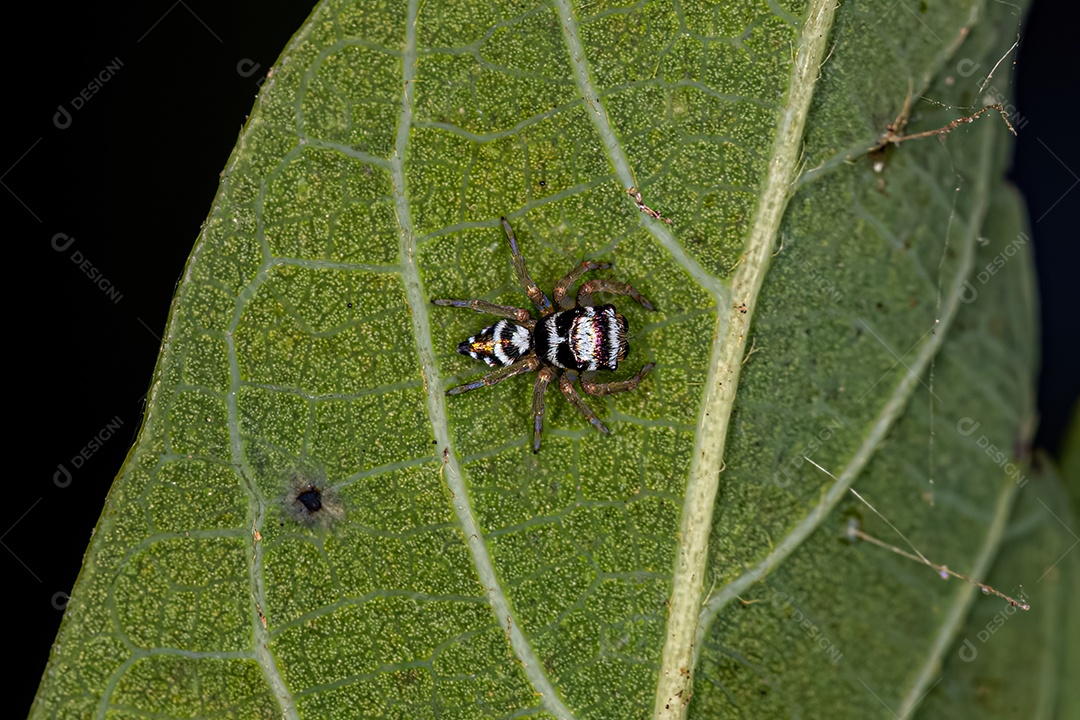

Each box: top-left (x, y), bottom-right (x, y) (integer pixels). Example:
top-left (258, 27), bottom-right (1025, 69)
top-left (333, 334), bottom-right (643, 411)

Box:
top-left (535, 305), bottom-right (628, 372)
top-left (433, 217), bottom-right (655, 452)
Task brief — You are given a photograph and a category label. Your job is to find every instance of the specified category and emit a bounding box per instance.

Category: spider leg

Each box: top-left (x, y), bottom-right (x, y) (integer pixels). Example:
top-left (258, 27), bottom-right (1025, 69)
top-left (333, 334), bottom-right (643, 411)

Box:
top-left (431, 298), bottom-right (534, 328)
top-left (501, 217), bottom-right (553, 315)
top-left (447, 355), bottom-right (540, 395)
top-left (581, 363), bottom-right (655, 396)
top-left (552, 260), bottom-right (612, 310)
top-left (532, 367), bottom-right (557, 453)
top-left (558, 371), bottom-right (609, 435)
top-left (577, 278), bottom-right (655, 311)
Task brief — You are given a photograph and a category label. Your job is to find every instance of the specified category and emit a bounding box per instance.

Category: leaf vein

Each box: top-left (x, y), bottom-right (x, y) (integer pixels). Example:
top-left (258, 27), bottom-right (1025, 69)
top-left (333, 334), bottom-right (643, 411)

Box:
top-left (391, 2), bottom-right (575, 717)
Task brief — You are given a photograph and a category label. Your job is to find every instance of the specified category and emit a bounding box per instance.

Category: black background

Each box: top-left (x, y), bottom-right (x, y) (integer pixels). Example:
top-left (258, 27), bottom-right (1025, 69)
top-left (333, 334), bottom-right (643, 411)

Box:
top-left (10, 1), bottom-right (1077, 716)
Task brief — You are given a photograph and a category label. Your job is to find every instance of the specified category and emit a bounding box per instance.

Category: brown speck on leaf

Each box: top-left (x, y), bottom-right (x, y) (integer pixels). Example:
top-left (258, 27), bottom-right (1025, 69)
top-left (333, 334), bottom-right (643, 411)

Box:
top-left (627, 186), bottom-right (674, 224)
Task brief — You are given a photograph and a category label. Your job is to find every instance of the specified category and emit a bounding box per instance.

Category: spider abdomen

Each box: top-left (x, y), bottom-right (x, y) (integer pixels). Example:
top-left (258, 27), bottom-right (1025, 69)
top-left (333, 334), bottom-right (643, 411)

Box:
top-left (536, 304), bottom-right (628, 372)
top-left (457, 319), bottom-right (532, 367)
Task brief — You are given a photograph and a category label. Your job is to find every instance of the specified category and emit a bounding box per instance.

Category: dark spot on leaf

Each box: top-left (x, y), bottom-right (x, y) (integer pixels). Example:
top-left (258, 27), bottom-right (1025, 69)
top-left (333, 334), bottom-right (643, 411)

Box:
top-left (296, 487), bottom-right (322, 512)
top-left (282, 462), bottom-right (345, 529)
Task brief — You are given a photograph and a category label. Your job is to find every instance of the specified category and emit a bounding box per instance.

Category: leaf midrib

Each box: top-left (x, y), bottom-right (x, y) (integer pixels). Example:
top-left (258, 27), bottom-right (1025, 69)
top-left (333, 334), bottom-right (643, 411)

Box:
top-left (613, 1), bottom-right (838, 716)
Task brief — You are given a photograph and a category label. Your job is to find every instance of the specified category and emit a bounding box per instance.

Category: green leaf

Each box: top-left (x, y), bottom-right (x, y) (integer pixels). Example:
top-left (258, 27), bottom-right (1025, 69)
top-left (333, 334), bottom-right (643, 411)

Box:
top-left (34, 1), bottom-right (1048, 718)
top-left (916, 455), bottom-right (1079, 720)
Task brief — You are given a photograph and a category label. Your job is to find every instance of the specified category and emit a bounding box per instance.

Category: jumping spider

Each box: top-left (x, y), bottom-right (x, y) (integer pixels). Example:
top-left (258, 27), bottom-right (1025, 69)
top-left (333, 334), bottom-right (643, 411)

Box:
top-left (433, 217), bottom-right (655, 452)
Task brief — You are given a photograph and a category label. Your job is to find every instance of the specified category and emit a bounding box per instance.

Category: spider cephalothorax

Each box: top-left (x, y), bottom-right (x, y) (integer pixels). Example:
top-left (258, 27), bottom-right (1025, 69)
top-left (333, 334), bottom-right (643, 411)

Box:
top-left (433, 217), bottom-right (655, 452)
